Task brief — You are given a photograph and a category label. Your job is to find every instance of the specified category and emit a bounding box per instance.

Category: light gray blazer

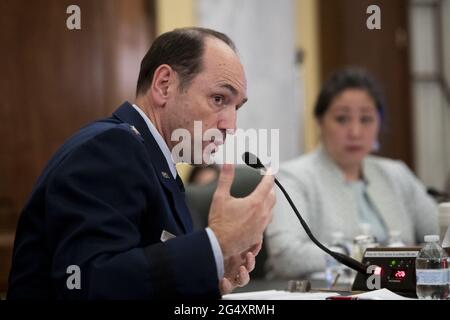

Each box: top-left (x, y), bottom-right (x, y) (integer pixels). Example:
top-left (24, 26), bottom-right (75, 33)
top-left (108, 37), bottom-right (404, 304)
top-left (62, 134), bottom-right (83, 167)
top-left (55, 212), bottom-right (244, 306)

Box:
top-left (265, 147), bottom-right (438, 279)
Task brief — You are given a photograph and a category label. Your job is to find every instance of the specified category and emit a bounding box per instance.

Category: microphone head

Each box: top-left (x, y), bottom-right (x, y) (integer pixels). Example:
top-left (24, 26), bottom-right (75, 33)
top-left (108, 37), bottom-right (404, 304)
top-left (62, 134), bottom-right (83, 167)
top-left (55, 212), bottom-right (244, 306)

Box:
top-left (242, 152), bottom-right (265, 169)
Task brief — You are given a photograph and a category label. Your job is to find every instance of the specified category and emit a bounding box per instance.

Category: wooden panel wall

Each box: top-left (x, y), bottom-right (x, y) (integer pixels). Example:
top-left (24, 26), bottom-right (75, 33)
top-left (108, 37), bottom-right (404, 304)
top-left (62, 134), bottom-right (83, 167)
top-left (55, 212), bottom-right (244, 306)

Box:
top-left (0, 0), bottom-right (155, 292)
top-left (319, 0), bottom-right (413, 169)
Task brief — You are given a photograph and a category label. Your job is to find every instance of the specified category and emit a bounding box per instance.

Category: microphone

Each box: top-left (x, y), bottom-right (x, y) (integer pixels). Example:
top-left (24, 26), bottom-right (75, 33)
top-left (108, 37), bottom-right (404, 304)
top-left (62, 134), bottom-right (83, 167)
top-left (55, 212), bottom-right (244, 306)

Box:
top-left (427, 187), bottom-right (450, 200)
top-left (242, 152), bottom-right (367, 275)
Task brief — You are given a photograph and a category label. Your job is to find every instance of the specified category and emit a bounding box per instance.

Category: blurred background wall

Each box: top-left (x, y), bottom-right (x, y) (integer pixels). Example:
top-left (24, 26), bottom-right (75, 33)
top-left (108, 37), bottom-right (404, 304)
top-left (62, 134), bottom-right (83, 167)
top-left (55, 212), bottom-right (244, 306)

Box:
top-left (1, 0), bottom-right (449, 293)
top-left (0, 0), bottom-right (156, 292)
top-left (197, 0), bottom-right (302, 162)
top-left (410, 0), bottom-right (450, 190)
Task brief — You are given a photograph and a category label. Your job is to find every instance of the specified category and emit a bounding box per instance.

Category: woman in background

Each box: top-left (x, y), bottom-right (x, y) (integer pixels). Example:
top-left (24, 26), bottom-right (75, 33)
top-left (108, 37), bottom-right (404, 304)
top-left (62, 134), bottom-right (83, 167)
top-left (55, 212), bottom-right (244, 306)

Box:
top-left (265, 68), bottom-right (438, 279)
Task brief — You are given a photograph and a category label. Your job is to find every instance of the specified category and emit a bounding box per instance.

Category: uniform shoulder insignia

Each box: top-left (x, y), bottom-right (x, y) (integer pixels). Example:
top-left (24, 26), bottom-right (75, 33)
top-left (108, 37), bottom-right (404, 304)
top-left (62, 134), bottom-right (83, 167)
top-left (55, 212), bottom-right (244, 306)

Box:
top-left (130, 125), bottom-right (141, 136)
top-left (161, 171), bottom-right (170, 179)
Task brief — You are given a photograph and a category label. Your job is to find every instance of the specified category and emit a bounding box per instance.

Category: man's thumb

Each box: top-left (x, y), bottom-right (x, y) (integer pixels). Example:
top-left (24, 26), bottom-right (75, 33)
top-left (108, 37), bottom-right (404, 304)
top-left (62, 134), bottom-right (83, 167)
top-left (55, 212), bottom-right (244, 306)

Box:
top-left (216, 163), bottom-right (235, 195)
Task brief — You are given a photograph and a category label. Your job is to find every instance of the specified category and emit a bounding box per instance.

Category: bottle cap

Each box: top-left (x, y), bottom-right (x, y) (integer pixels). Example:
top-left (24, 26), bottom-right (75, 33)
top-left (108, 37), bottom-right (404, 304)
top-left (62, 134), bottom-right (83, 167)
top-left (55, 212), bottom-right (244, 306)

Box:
top-left (438, 202), bottom-right (450, 213)
top-left (353, 234), bottom-right (372, 244)
top-left (424, 235), bottom-right (439, 242)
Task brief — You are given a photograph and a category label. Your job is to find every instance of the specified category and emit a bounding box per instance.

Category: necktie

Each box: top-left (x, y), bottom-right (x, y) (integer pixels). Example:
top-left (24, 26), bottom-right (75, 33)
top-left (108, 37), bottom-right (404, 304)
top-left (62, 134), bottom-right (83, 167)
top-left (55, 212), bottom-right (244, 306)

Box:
top-left (175, 175), bottom-right (185, 193)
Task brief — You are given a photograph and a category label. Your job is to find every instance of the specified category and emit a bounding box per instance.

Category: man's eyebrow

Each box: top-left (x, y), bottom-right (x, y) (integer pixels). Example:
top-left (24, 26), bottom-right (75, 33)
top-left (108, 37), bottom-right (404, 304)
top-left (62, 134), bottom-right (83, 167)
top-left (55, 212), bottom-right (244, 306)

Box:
top-left (239, 97), bottom-right (248, 107)
top-left (220, 83), bottom-right (239, 96)
top-left (219, 84), bottom-right (248, 106)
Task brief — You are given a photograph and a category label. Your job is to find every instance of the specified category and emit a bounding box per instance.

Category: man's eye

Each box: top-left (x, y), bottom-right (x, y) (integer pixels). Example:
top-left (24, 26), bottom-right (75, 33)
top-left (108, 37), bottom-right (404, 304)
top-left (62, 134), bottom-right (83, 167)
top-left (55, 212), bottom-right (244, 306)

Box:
top-left (213, 95), bottom-right (225, 106)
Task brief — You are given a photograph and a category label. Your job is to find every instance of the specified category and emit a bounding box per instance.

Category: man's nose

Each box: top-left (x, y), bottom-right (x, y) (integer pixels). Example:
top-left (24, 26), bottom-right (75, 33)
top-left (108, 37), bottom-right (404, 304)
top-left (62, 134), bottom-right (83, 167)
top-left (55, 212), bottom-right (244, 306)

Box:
top-left (219, 106), bottom-right (237, 134)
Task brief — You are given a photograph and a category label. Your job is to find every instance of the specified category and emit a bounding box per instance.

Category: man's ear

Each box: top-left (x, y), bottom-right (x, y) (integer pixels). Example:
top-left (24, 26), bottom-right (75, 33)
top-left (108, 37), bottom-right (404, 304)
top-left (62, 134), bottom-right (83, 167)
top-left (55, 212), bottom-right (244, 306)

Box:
top-left (150, 64), bottom-right (176, 107)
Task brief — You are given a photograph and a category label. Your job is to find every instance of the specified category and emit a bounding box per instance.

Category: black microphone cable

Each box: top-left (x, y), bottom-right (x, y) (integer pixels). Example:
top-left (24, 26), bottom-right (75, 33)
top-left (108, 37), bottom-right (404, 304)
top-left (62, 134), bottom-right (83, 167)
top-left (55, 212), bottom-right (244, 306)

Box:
top-left (242, 152), bottom-right (367, 274)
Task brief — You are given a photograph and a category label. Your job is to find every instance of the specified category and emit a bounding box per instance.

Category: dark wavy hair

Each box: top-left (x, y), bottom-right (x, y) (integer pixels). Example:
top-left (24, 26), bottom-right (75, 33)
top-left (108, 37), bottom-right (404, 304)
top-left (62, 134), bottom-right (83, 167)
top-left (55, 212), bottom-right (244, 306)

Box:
top-left (314, 67), bottom-right (386, 121)
top-left (136, 27), bottom-right (236, 96)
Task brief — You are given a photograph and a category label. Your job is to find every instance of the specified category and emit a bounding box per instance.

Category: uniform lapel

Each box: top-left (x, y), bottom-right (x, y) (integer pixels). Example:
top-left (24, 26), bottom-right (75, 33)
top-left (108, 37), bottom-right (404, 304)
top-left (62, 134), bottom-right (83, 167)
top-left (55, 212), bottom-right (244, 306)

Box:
top-left (112, 102), bottom-right (193, 233)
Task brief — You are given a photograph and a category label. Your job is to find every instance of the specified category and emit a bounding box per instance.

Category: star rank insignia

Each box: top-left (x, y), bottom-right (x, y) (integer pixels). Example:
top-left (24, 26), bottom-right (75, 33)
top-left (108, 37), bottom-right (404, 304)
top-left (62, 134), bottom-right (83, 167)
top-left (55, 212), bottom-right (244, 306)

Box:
top-left (161, 171), bottom-right (170, 179)
top-left (130, 125), bottom-right (141, 136)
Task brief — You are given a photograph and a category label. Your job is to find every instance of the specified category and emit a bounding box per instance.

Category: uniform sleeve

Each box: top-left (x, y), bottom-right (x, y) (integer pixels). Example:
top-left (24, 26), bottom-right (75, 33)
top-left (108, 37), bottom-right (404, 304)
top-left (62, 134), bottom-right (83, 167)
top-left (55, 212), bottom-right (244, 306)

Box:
top-left (45, 127), bottom-right (220, 299)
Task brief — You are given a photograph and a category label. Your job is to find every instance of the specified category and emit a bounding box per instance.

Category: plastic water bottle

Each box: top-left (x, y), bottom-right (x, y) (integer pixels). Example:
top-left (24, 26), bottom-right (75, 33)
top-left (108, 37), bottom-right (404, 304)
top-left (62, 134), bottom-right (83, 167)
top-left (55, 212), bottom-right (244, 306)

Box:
top-left (351, 234), bottom-right (378, 262)
top-left (415, 235), bottom-right (449, 299)
top-left (387, 230), bottom-right (405, 247)
top-left (325, 232), bottom-right (352, 287)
